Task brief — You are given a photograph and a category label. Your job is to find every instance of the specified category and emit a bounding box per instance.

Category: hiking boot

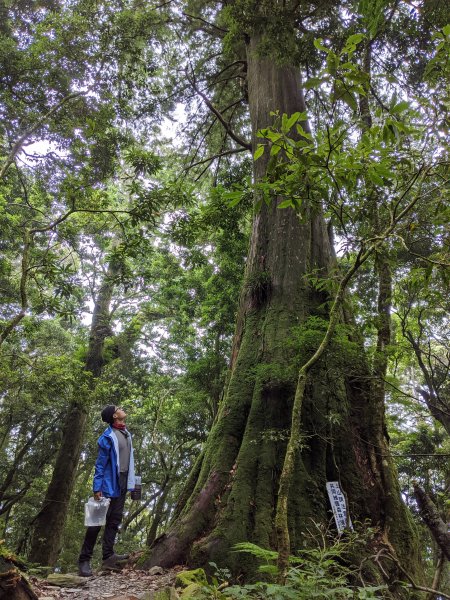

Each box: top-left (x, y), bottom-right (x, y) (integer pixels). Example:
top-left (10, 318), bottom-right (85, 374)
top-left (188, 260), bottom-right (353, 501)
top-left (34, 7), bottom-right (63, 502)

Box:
top-left (101, 553), bottom-right (129, 570)
top-left (78, 560), bottom-right (93, 577)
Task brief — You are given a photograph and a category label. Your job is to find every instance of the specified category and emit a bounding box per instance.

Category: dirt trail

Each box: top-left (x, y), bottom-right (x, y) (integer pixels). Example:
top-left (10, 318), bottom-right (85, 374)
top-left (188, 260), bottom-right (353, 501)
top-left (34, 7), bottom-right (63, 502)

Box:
top-left (32, 566), bottom-right (183, 600)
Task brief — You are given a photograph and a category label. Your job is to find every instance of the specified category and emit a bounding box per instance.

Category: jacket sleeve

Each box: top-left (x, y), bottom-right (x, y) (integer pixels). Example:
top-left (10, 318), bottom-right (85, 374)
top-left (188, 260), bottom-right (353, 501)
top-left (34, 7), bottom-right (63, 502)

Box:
top-left (93, 436), bottom-right (111, 493)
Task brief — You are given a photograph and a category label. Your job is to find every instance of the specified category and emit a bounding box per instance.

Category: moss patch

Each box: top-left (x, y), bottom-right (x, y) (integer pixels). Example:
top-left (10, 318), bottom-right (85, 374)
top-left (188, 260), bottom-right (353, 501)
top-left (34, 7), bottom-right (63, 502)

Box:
top-left (175, 568), bottom-right (208, 589)
top-left (179, 582), bottom-right (204, 598)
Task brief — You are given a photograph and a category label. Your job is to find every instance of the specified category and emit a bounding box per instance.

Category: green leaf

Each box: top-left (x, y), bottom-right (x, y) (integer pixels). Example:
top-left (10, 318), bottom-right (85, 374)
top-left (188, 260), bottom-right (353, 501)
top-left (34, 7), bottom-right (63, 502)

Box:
top-left (367, 168), bottom-right (384, 186)
top-left (326, 52), bottom-right (339, 75)
top-left (270, 143), bottom-right (282, 156)
top-left (296, 124), bottom-right (313, 140)
top-left (266, 130), bottom-right (282, 143)
top-left (343, 33), bottom-right (365, 54)
top-left (304, 77), bottom-right (324, 89)
top-left (374, 163), bottom-right (394, 179)
top-left (341, 90), bottom-right (358, 111)
top-left (283, 112), bottom-right (301, 133)
top-left (224, 190), bottom-right (242, 207)
top-left (277, 199), bottom-right (294, 209)
top-left (391, 100), bottom-right (410, 114)
top-left (254, 145), bottom-right (265, 160)
top-left (314, 38), bottom-right (328, 52)
top-left (347, 33), bottom-right (365, 46)
top-left (382, 124), bottom-right (394, 143)
top-left (332, 82), bottom-right (357, 111)
top-left (443, 24), bottom-right (450, 36)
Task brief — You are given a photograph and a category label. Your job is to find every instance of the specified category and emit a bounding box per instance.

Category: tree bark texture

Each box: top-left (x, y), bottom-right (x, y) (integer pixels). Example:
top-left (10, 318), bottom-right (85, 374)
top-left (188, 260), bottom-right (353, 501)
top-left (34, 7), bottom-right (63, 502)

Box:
top-left (27, 262), bottom-right (118, 566)
top-left (143, 33), bottom-right (420, 576)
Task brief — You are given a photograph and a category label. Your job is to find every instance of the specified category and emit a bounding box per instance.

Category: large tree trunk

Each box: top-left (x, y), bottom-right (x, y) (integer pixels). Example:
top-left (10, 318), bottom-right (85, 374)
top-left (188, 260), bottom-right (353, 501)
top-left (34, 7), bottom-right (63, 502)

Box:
top-left (27, 262), bottom-right (117, 566)
top-left (143, 32), bottom-right (420, 577)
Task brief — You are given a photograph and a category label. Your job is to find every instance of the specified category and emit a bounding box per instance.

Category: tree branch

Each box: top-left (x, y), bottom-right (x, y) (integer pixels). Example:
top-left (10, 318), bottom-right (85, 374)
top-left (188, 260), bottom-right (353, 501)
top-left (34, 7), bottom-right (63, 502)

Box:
top-left (0, 91), bottom-right (85, 180)
top-left (393, 233), bottom-right (450, 267)
top-left (182, 12), bottom-right (228, 34)
top-left (187, 147), bottom-right (248, 170)
top-left (377, 550), bottom-right (450, 600)
top-left (413, 481), bottom-right (450, 560)
top-left (188, 76), bottom-right (251, 151)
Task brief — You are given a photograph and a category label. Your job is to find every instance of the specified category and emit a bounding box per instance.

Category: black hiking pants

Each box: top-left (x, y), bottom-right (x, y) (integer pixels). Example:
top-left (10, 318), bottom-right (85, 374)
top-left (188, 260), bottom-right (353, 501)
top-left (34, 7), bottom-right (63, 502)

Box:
top-left (79, 472), bottom-right (128, 562)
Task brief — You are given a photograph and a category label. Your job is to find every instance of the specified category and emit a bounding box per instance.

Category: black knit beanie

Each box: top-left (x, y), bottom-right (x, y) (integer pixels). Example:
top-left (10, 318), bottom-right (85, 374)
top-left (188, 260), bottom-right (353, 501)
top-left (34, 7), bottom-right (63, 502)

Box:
top-left (101, 404), bottom-right (116, 424)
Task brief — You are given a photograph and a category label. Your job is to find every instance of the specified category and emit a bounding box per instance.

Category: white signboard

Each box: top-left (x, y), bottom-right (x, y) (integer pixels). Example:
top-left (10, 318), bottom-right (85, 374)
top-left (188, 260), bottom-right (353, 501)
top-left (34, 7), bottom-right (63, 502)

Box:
top-left (326, 481), bottom-right (353, 533)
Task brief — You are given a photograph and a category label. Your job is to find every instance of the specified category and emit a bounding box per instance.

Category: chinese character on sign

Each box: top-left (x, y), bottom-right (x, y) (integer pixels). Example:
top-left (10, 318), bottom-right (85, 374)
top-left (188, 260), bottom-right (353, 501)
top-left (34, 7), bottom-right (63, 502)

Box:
top-left (326, 481), bottom-right (353, 533)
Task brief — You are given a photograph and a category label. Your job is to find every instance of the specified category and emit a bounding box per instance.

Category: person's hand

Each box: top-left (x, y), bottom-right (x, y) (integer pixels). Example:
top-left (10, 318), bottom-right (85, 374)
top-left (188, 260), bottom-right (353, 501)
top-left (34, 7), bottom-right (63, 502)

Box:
top-left (94, 491), bottom-right (102, 501)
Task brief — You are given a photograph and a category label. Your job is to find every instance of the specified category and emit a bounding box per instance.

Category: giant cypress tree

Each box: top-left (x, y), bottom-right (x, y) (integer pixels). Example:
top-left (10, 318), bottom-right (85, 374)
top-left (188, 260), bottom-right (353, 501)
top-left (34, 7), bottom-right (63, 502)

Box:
top-left (143, 0), bottom-right (431, 582)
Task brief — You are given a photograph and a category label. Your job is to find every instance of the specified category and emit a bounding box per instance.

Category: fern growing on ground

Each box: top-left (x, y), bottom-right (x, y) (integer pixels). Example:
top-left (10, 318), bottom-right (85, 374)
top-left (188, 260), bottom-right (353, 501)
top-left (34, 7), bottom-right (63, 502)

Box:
top-left (184, 526), bottom-right (390, 599)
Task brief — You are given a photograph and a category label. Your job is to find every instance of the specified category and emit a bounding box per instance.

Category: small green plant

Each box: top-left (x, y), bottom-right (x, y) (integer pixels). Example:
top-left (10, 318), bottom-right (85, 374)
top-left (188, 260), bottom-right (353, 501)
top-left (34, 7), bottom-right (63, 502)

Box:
top-left (182, 532), bottom-right (388, 599)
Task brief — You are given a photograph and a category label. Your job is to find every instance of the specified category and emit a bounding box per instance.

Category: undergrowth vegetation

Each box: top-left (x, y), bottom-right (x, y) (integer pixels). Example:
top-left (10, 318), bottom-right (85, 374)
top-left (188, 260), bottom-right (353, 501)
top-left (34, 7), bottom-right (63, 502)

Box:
top-left (182, 527), bottom-right (395, 599)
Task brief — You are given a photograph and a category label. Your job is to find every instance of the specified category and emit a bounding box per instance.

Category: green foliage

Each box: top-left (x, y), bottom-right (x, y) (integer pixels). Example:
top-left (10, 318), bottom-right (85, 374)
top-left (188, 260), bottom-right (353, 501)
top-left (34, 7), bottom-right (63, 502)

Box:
top-left (174, 536), bottom-right (388, 599)
top-left (0, 0), bottom-right (448, 584)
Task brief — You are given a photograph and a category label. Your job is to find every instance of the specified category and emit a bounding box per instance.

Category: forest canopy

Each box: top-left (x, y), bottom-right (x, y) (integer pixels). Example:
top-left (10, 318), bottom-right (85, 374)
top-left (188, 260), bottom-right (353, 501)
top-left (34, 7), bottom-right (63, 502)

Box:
top-left (0, 0), bottom-right (449, 598)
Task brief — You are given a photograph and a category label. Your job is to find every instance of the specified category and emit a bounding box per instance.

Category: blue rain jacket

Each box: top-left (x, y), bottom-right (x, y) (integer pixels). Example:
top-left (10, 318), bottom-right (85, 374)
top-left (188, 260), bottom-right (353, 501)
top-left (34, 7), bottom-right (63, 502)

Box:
top-left (93, 426), bottom-right (136, 498)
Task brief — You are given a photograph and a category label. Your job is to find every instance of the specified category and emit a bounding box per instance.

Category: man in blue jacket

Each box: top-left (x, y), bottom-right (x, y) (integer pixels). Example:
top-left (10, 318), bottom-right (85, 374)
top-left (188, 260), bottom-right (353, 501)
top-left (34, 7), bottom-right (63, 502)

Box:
top-left (78, 404), bottom-right (136, 577)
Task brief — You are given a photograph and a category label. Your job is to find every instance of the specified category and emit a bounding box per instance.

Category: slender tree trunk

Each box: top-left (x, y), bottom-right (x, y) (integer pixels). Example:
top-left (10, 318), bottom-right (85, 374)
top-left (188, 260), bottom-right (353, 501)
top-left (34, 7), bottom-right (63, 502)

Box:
top-left (0, 423), bottom-right (45, 504)
top-left (146, 476), bottom-right (172, 546)
top-left (27, 262), bottom-right (118, 566)
top-left (426, 551), bottom-right (446, 600)
top-left (144, 30), bottom-right (420, 580)
top-left (122, 496), bottom-right (155, 533)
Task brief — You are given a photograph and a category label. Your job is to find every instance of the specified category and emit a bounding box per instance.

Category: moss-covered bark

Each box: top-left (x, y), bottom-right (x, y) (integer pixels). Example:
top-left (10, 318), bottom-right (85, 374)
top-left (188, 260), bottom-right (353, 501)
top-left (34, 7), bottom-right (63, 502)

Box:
top-left (143, 12), bottom-right (420, 586)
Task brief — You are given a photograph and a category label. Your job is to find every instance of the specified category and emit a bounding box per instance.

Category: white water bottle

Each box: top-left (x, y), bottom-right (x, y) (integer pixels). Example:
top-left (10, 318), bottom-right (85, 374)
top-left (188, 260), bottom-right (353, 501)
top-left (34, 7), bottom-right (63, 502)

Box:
top-left (84, 496), bottom-right (110, 526)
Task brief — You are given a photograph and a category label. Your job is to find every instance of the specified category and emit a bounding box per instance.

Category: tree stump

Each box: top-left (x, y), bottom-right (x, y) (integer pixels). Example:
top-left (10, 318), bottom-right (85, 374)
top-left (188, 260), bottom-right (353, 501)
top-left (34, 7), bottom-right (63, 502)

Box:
top-left (0, 554), bottom-right (38, 600)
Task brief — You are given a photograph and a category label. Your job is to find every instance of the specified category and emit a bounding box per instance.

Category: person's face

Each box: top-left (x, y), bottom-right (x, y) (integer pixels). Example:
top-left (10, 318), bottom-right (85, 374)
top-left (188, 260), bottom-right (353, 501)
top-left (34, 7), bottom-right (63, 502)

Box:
top-left (113, 406), bottom-right (127, 422)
